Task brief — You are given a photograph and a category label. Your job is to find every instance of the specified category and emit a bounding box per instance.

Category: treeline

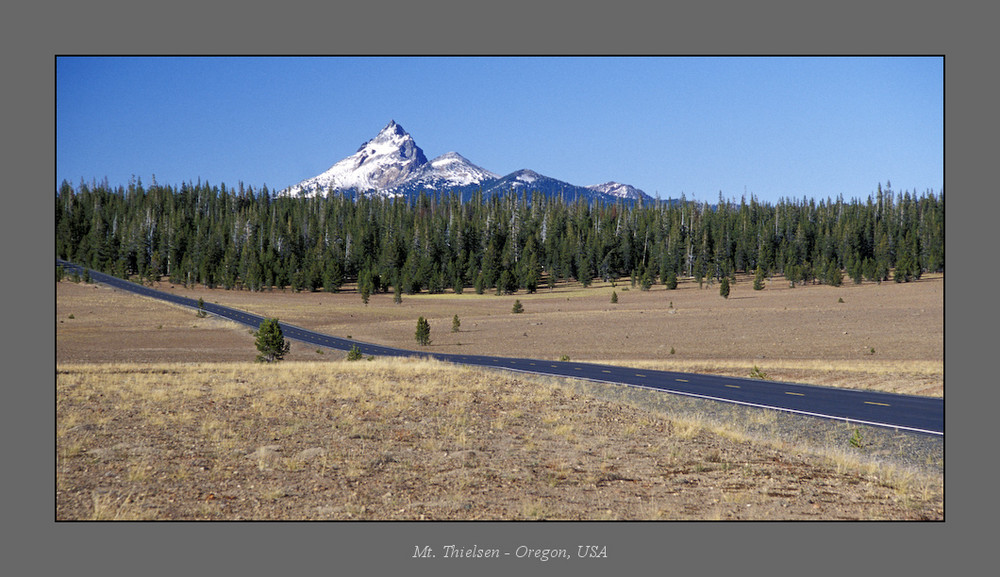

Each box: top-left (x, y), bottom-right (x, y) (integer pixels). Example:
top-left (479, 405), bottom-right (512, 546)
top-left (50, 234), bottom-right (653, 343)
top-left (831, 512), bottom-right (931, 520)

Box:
top-left (55, 177), bottom-right (943, 296)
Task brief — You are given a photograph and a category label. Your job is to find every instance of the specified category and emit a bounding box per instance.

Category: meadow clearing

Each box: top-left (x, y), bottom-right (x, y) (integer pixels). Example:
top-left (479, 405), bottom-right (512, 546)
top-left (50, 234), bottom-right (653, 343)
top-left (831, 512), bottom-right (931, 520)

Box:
top-left (55, 273), bottom-right (943, 519)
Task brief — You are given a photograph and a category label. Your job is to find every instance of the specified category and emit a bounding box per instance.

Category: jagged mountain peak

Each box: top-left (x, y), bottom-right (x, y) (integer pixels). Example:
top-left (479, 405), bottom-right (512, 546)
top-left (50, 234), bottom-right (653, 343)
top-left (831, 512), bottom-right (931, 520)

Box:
top-left (283, 121), bottom-right (652, 203)
top-left (368, 119), bottom-right (408, 145)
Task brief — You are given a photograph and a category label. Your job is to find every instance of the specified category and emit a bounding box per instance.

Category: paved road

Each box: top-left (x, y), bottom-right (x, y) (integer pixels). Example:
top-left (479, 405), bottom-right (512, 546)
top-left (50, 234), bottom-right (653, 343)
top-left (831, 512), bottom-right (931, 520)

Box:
top-left (57, 259), bottom-right (944, 436)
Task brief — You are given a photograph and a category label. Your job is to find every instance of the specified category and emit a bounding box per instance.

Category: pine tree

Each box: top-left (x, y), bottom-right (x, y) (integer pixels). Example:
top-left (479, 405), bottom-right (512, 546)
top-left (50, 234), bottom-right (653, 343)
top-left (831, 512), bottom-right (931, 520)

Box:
top-left (611, 291), bottom-right (618, 303)
top-left (415, 316), bottom-right (431, 346)
top-left (512, 299), bottom-right (524, 314)
top-left (497, 269), bottom-right (517, 295)
top-left (753, 265), bottom-right (765, 290)
top-left (452, 314), bottom-right (461, 333)
top-left (826, 261), bottom-right (843, 287)
top-left (719, 276), bottom-right (730, 299)
top-left (254, 318), bottom-right (290, 363)
top-left (358, 267), bottom-right (372, 304)
top-left (665, 269), bottom-right (678, 290)
top-left (640, 269), bottom-right (652, 291)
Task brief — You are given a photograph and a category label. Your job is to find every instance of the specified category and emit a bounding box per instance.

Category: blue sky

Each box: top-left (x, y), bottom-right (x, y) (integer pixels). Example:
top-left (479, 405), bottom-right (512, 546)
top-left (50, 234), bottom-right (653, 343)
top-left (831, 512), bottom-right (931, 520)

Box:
top-left (56, 56), bottom-right (943, 204)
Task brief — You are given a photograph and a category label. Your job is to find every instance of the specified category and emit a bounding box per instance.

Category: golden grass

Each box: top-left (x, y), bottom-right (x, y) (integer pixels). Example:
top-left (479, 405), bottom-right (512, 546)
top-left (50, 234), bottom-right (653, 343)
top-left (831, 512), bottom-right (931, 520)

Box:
top-left (57, 353), bottom-right (942, 520)
top-left (584, 358), bottom-right (943, 397)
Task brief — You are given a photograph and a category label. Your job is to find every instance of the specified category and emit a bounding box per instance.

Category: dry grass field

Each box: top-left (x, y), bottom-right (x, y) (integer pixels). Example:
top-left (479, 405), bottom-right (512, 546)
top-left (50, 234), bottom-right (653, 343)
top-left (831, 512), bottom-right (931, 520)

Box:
top-left (55, 273), bottom-right (944, 520)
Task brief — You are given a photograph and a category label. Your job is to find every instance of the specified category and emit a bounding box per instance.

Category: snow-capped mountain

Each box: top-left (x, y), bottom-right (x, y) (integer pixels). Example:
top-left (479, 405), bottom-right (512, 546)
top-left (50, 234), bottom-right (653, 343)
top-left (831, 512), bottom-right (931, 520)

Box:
top-left (585, 181), bottom-right (650, 201)
top-left (284, 120), bottom-right (427, 197)
top-left (281, 121), bottom-right (652, 203)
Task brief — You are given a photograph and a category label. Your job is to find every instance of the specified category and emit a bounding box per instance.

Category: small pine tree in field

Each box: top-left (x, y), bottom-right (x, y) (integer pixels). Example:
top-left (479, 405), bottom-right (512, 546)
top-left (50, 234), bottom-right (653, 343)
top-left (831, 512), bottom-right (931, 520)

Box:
top-left (753, 266), bottom-right (765, 290)
top-left (415, 317), bottom-right (431, 346)
top-left (452, 314), bottom-right (461, 333)
top-left (719, 276), bottom-right (730, 299)
top-left (512, 299), bottom-right (524, 314)
top-left (254, 318), bottom-right (290, 363)
top-left (346, 345), bottom-right (363, 361)
top-left (610, 291), bottom-right (618, 304)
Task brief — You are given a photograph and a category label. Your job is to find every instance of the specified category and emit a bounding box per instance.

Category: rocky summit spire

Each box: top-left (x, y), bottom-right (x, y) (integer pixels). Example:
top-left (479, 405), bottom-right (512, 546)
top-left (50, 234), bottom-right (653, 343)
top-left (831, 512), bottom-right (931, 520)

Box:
top-left (376, 119), bottom-right (405, 139)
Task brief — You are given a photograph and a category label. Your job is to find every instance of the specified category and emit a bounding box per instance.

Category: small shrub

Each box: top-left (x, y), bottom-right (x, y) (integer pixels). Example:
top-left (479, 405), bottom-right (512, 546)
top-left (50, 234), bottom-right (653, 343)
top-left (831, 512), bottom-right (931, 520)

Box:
top-left (838, 297), bottom-right (845, 303)
top-left (452, 314), bottom-right (461, 333)
top-left (670, 347), bottom-right (675, 355)
top-left (512, 300), bottom-right (524, 314)
top-left (849, 428), bottom-right (864, 449)
top-left (749, 365), bottom-right (767, 379)
top-left (346, 345), bottom-right (363, 361)
top-left (560, 355), bottom-right (570, 362)
top-left (610, 291), bottom-right (618, 304)
top-left (68, 313), bottom-right (75, 319)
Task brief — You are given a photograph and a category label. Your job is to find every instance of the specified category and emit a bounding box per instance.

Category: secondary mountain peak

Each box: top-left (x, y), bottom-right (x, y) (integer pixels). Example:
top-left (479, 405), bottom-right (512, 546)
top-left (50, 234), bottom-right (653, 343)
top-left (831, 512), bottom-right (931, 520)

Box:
top-left (586, 181), bottom-right (650, 201)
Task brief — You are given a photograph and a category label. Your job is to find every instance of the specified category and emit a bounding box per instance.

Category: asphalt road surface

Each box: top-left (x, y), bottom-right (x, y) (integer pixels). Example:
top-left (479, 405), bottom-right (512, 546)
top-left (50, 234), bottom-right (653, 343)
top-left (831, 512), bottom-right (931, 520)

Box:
top-left (57, 259), bottom-right (944, 436)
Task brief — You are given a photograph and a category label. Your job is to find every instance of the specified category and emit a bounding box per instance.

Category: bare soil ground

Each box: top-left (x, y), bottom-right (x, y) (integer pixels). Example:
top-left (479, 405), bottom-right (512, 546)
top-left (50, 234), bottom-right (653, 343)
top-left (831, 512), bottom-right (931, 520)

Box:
top-left (55, 274), bottom-right (944, 520)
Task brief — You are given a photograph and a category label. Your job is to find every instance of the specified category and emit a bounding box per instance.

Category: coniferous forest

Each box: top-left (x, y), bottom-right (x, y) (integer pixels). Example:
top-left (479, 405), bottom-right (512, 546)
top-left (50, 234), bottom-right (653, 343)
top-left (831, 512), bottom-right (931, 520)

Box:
top-left (55, 177), bottom-right (943, 297)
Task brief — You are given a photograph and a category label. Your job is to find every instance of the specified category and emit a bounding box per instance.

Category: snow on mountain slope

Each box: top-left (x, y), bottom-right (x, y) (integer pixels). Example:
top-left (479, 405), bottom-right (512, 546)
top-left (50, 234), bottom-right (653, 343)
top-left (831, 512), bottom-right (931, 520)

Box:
top-left (281, 121), bottom-right (652, 203)
top-left (586, 181), bottom-right (651, 201)
top-left (407, 152), bottom-right (499, 189)
top-left (285, 120), bottom-right (427, 197)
